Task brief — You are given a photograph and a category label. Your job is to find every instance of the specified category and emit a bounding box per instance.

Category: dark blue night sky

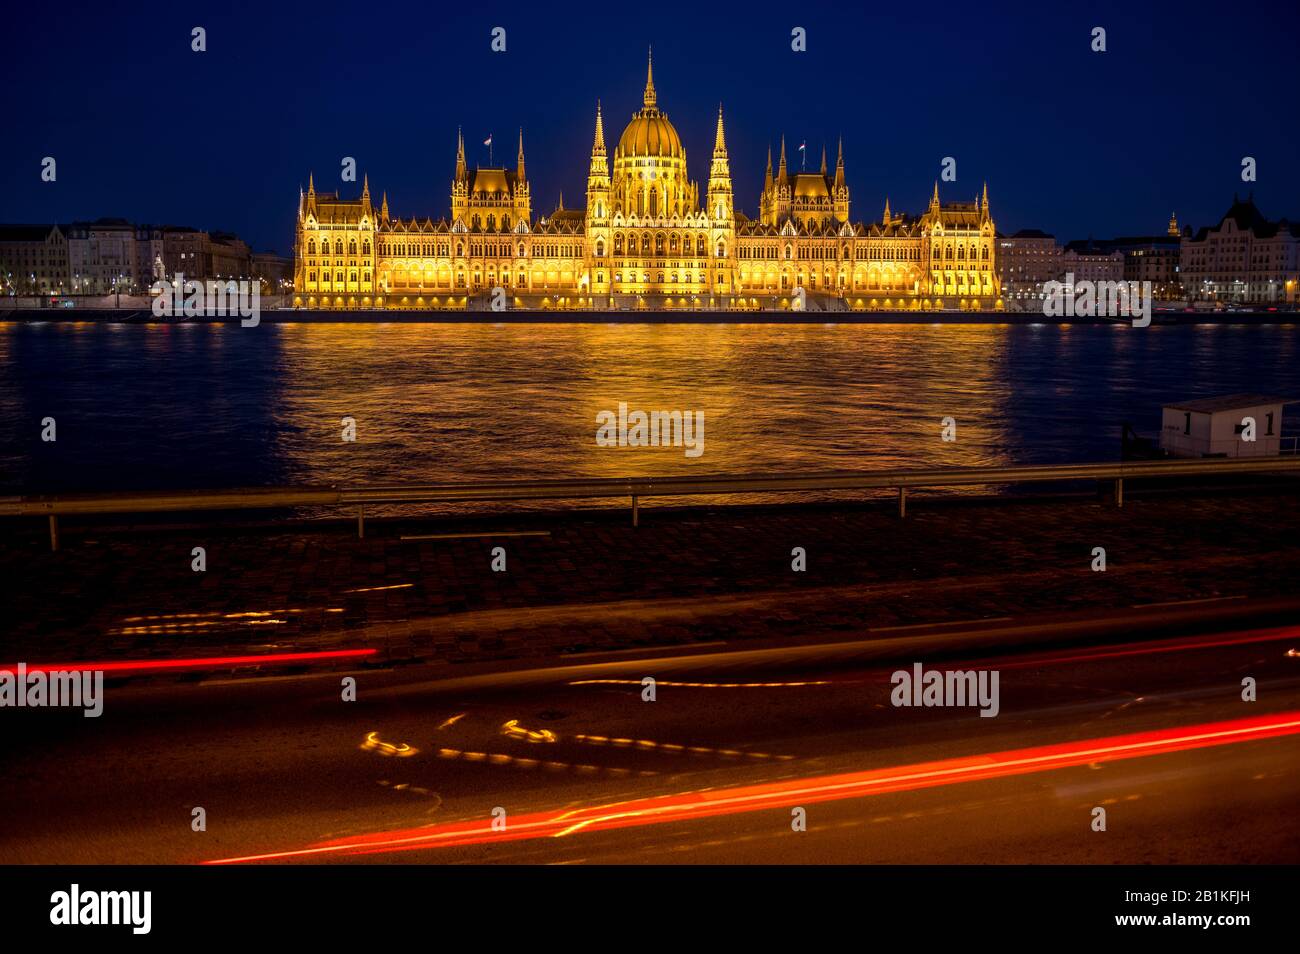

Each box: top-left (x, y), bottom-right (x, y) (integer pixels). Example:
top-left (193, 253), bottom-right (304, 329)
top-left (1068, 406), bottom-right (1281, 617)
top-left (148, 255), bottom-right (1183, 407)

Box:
top-left (2, 0), bottom-right (1296, 256)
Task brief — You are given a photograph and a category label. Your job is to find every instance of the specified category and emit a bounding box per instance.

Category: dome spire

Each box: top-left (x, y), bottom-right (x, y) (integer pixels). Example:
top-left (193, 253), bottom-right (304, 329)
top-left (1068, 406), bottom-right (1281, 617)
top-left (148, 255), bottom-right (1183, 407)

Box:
top-left (714, 103), bottom-right (727, 154)
top-left (643, 46), bottom-right (657, 109)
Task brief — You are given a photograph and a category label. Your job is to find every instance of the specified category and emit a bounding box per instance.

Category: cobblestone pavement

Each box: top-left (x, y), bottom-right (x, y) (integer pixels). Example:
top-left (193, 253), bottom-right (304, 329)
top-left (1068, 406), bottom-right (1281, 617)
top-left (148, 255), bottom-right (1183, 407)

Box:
top-left (2, 486), bottom-right (1297, 668)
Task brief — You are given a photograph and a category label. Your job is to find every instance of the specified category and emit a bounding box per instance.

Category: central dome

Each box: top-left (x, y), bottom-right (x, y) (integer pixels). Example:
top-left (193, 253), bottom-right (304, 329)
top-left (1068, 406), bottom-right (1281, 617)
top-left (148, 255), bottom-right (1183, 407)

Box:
top-left (615, 51), bottom-right (684, 160)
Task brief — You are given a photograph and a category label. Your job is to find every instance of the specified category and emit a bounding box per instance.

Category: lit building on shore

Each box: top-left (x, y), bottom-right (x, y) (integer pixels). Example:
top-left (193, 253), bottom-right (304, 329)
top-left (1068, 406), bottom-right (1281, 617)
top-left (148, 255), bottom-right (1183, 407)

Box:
top-left (294, 55), bottom-right (1001, 312)
top-left (1180, 196), bottom-right (1300, 304)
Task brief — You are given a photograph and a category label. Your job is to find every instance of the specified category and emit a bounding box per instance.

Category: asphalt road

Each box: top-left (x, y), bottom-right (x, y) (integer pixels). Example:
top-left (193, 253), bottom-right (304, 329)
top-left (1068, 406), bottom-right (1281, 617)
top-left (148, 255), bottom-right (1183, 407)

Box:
top-left (3, 605), bottom-right (1298, 865)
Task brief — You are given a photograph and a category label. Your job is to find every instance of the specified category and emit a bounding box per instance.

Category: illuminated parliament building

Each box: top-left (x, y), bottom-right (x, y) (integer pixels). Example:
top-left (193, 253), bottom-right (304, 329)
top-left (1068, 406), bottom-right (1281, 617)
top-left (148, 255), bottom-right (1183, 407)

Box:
top-left (293, 55), bottom-right (1000, 311)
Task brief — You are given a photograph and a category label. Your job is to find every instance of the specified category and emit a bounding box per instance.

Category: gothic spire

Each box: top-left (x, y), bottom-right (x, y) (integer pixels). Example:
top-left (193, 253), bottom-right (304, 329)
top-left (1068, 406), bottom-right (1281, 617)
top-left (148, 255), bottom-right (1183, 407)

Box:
top-left (593, 100), bottom-right (606, 154)
top-left (643, 47), bottom-right (657, 109)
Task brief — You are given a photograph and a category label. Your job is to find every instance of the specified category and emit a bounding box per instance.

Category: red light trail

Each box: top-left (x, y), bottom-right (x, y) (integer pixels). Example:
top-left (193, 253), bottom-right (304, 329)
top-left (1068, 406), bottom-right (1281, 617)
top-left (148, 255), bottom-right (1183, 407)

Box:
top-left (204, 709), bottom-right (1300, 864)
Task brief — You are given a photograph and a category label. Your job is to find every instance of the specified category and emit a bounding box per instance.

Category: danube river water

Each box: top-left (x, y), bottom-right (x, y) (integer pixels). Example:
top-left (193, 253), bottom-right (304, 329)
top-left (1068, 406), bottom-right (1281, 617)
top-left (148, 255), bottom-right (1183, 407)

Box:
top-left (1, 321), bottom-right (1296, 496)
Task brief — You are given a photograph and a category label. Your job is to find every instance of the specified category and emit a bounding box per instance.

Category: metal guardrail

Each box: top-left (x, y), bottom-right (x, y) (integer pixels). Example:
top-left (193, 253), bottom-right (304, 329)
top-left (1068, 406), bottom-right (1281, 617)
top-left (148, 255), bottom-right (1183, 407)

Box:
top-left (3, 456), bottom-right (1298, 551)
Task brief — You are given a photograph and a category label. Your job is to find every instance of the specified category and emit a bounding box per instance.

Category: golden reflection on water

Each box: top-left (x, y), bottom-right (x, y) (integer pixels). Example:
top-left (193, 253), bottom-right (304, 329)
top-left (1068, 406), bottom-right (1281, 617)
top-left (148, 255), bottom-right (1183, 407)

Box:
top-left (270, 322), bottom-right (1016, 490)
top-left (8, 319), bottom-right (1295, 507)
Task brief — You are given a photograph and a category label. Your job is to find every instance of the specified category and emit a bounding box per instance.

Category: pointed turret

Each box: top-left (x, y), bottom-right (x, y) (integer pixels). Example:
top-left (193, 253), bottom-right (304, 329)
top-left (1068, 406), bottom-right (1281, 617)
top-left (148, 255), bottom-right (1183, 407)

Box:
top-left (306, 173), bottom-right (316, 215)
top-left (764, 145), bottom-right (773, 191)
top-left (455, 127), bottom-right (468, 182)
top-left (708, 104), bottom-right (733, 223)
top-left (883, 197), bottom-right (891, 225)
top-left (517, 128), bottom-right (526, 181)
top-left (362, 174), bottom-right (370, 203)
top-left (643, 47), bottom-right (657, 109)
top-left (380, 191), bottom-right (389, 223)
top-left (931, 181), bottom-right (940, 208)
top-left (820, 145), bottom-right (827, 176)
top-left (981, 181), bottom-right (988, 212)
top-left (585, 100), bottom-right (610, 227)
top-left (592, 100), bottom-right (606, 155)
top-left (834, 137), bottom-right (845, 189)
top-left (1168, 211), bottom-right (1179, 236)
top-left (777, 136), bottom-right (788, 184)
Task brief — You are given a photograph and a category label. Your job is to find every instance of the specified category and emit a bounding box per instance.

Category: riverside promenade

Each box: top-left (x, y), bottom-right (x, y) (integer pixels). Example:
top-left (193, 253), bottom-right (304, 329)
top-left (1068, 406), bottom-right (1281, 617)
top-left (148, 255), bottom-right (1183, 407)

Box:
top-left (3, 483), bottom-right (1298, 671)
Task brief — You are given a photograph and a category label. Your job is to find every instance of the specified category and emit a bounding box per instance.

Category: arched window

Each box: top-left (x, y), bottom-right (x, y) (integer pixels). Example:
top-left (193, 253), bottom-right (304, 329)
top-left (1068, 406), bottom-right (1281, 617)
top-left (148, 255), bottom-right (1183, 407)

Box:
top-left (362, 240), bottom-right (370, 255)
top-left (649, 189), bottom-right (658, 217)
top-left (349, 240), bottom-right (357, 255)
top-left (456, 243), bottom-right (464, 257)
top-left (308, 240), bottom-right (316, 254)
top-left (641, 234), bottom-right (651, 254)
top-left (487, 214), bottom-right (496, 231)
top-left (655, 234), bottom-right (664, 255)
top-left (614, 234), bottom-right (623, 255)
top-left (697, 236), bottom-right (706, 255)
top-left (335, 240), bottom-right (344, 255)
top-left (596, 239), bottom-right (605, 257)
top-left (716, 241), bottom-right (726, 258)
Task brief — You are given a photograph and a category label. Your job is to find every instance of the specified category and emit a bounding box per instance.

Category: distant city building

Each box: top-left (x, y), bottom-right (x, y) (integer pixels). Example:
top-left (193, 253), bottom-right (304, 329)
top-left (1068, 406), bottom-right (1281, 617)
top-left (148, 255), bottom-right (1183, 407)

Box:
top-left (996, 229), bottom-right (1060, 307)
top-left (209, 232), bottom-right (253, 280)
top-left (294, 56), bottom-right (1001, 312)
top-left (0, 224), bottom-right (71, 295)
top-left (162, 227), bottom-right (252, 282)
top-left (163, 227), bottom-right (209, 280)
top-left (0, 219), bottom-right (257, 297)
top-left (1180, 196), bottom-right (1300, 304)
top-left (1061, 216), bottom-right (1185, 300)
top-left (1060, 240), bottom-right (1125, 287)
top-left (67, 218), bottom-right (143, 295)
top-left (251, 251), bottom-right (293, 292)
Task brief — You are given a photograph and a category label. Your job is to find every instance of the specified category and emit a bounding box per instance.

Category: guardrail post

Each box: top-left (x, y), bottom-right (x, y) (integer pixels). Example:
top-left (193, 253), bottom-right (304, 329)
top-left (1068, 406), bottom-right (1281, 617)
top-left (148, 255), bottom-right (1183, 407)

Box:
top-left (897, 486), bottom-right (907, 519)
top-left (48, 514), bottom-right (59, 552)
top-left (1115, 477), bottom-right (1124, 508)
top-left (357, 505), bottom-right (365, 538)
top-left (632, 494), bottom-right (639, 527)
